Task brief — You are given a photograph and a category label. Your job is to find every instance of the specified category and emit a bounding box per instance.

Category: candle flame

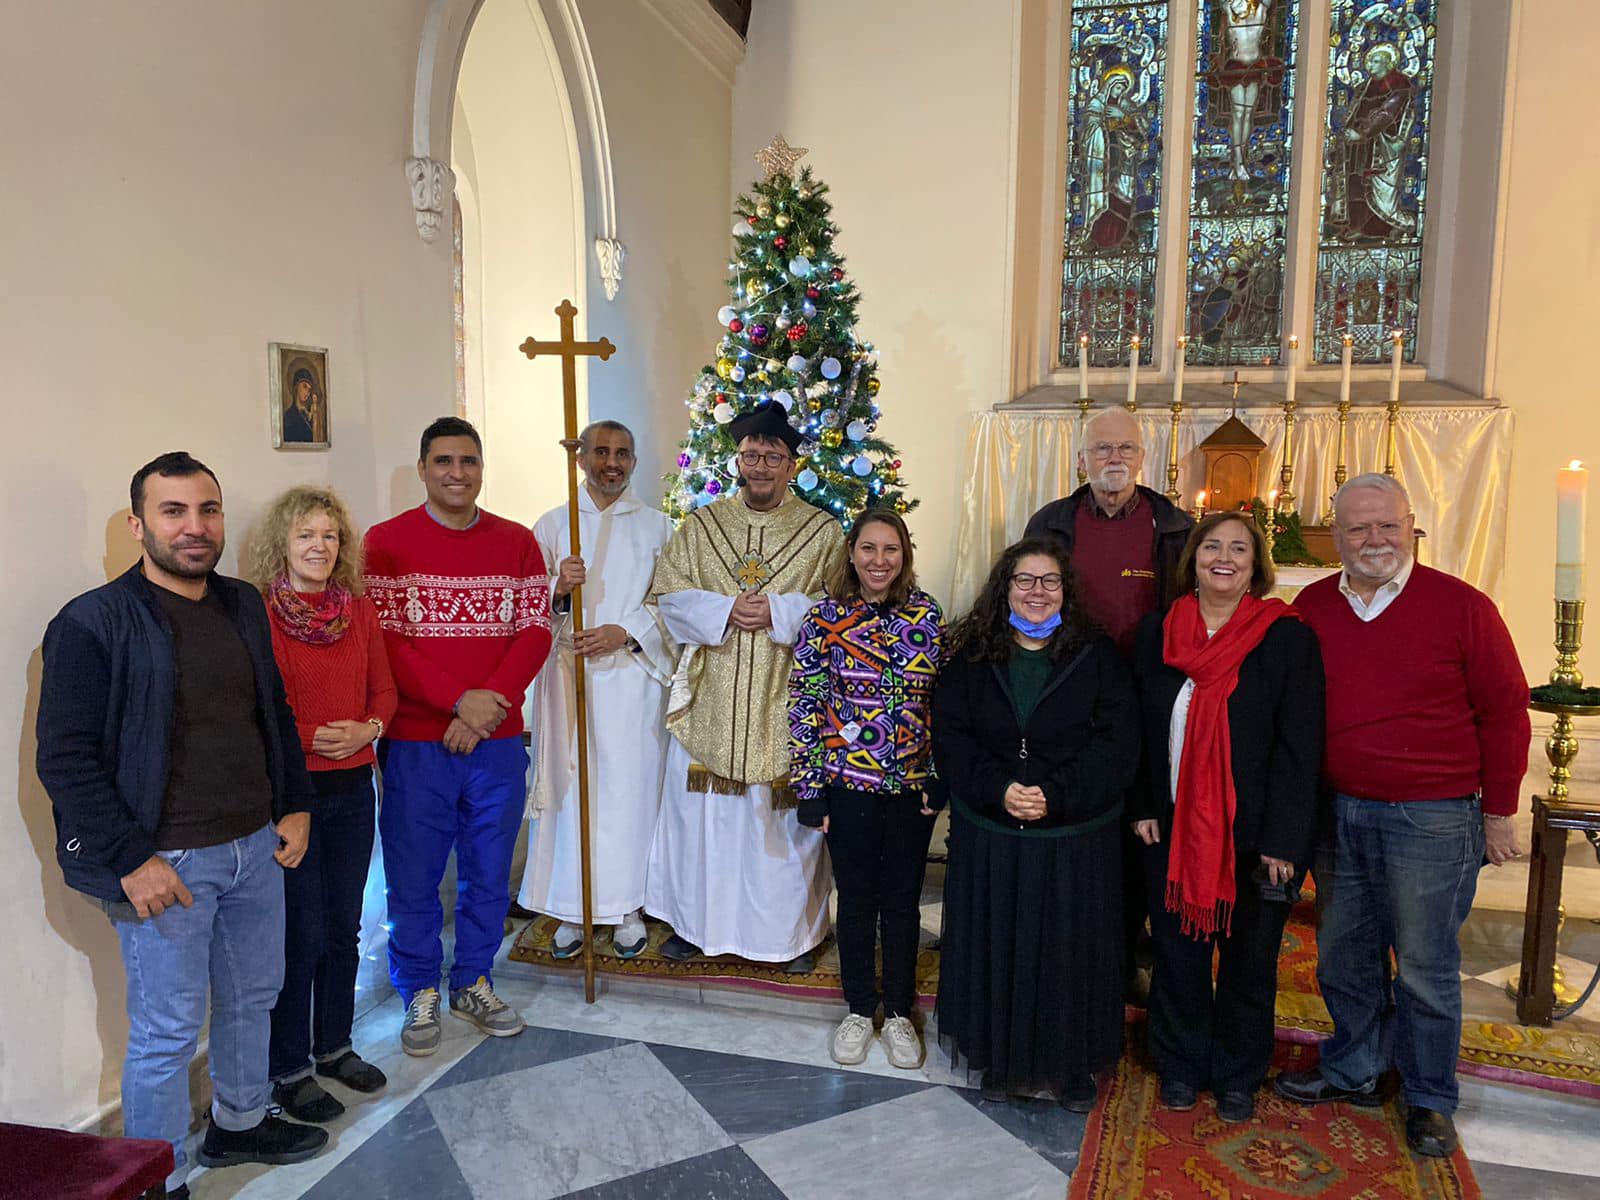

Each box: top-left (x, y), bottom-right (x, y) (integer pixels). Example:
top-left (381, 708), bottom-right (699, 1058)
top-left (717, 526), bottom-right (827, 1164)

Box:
top-left (1570, 460), bottom-right (1585, 470)
top-left (1196, 490), bottom-right (1207, 505)
top-left (1342, 333), bottom-right (1354, 346)
top-left (1177, 335), bottom-right (1189, 347)
top-left (1269, 489), bottom-right (1279, 504)
top-left (1130, 336), bottom-right (1141, 347)
top-left (1288, 334), bottom-right (1299, 348)
top-left (1391, 329), bottom-right (1405, 343)
top-left (1079, 333), bottom-right (1089, 345)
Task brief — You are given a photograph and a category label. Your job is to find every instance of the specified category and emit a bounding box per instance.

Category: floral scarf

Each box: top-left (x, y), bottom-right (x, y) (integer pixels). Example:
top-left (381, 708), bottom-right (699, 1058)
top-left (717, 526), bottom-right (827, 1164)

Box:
top-left (268, 573), bottom-right (353, 645)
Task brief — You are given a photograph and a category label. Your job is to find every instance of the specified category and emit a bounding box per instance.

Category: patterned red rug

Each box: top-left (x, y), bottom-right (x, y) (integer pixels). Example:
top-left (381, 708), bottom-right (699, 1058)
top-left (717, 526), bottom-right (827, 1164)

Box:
top-left (1069, 1040), bottom-right (1482, 1200)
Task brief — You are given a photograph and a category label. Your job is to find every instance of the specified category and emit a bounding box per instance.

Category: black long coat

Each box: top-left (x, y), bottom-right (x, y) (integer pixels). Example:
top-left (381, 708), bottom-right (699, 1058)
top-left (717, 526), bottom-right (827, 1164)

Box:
top-left (1131, 611), bottom-right (1325, 869)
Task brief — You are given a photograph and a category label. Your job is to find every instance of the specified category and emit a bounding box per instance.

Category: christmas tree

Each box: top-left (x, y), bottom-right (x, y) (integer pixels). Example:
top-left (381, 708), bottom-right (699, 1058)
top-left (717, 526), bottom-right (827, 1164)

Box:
top-left (664, 135), bottom-right (915, 524)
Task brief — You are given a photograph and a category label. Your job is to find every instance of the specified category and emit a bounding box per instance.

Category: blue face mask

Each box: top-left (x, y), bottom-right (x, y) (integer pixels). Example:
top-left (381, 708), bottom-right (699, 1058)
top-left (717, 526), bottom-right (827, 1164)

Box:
top-left (1009, 610), bottom-right (1063, 639)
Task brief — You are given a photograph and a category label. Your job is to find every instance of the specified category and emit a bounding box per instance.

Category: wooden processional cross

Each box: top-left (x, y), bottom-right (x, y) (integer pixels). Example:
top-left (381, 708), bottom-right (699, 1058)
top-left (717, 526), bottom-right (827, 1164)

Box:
top-left (519, 299), bottom-right (616, 1004)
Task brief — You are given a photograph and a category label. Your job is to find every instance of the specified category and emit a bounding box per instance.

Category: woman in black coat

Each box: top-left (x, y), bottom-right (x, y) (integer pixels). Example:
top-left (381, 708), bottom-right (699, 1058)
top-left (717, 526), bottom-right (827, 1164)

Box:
top-left (933, 536), bottom-right (1138, 1112)
top-left (1132, 511), bottom-right (1324, 1122)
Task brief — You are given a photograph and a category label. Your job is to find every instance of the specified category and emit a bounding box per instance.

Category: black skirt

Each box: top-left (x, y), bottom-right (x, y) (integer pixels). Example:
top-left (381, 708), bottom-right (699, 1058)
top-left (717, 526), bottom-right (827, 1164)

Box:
top-left (935, 801), bottom-right (1126, 1093)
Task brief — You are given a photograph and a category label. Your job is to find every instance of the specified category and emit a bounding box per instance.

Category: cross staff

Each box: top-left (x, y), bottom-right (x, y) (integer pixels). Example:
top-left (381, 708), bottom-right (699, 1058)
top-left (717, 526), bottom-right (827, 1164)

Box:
top-left (519, 299), bottom-right (616, 1004)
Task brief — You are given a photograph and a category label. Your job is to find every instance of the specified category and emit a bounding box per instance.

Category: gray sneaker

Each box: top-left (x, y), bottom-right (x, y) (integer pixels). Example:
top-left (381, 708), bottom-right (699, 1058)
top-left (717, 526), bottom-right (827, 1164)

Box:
top-left (881, 1015), bottom-right (926, 1069)
top-left (450, 976), bottom-right (525, 1037)
top-left (402, 988), bottom-right (442, 1057)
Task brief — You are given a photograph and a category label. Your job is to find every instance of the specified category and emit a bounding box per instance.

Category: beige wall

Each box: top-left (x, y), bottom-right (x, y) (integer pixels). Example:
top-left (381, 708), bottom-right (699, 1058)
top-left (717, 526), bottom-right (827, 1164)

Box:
top-left (1493, 0), bottom-right (1600, 676)
top-left (732, 0), bottom-right (1020, 606)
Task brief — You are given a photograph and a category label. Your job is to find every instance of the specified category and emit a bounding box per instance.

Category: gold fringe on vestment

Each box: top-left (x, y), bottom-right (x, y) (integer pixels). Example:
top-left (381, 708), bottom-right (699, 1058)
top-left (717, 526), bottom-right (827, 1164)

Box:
top-left (685, 764), bottom-right (799, 810)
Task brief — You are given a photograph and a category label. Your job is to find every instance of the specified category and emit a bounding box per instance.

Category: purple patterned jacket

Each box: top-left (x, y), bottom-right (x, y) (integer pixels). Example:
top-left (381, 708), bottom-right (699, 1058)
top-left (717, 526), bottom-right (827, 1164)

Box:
top-left (787, 588), bottom-right (945, 806)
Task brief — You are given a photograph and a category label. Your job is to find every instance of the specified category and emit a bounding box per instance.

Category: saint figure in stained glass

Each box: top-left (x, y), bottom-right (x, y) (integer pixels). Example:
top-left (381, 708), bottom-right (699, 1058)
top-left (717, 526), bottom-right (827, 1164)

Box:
top-left (1213, 0), bottom-right (1285, 182)
top-left (1329, 44), bottom-right (1416, 240)
top-left (1059, 1), bottom-right (1169, 368)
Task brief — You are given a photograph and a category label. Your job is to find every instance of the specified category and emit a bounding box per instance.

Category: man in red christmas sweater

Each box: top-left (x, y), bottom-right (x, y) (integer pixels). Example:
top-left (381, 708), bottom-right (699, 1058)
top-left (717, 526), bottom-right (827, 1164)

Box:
top-left (1275, 473), bottom-right (1529, 1159)
top-left (364, 417), bottom-right (552, 1056)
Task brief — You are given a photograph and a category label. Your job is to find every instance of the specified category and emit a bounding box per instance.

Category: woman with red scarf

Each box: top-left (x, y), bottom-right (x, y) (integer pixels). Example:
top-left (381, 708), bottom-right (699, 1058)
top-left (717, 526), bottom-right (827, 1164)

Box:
top-left (1132, 511), bottom-right (1323, 1123)
top-left (248, 485), bottom-right (396, 1124)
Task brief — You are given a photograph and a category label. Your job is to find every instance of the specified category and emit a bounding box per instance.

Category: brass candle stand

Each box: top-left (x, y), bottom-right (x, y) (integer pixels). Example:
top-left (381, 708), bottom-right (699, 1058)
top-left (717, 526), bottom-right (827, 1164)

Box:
top-left (1383, 397), bottom-right (1401, 477)
top-left (1165, 394), bottom-right (1184, 503)
top-left (1509, 598), bottom-right (1596, 1008)
top-left (1076, 395), bottom-right (1091, 486)
top-left (1278, 393), bottom-right (1298, 513)
top-left (1327, 382), bottom-right (1352, 523)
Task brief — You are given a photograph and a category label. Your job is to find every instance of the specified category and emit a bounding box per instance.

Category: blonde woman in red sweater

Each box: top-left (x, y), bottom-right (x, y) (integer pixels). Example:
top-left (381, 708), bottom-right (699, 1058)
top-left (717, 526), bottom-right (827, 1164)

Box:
top-left (247, 485), bottom-right (396, 1124)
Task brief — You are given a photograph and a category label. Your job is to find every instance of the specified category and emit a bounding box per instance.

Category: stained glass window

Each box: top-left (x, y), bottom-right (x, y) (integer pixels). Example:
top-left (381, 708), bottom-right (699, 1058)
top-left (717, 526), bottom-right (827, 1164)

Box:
top-left (1060, 0), bottom-right (1170, 368)
top-left (1185, 0), bottom-right (1300, 365)
top-left (1314, 0), bottom-right (1435, 363)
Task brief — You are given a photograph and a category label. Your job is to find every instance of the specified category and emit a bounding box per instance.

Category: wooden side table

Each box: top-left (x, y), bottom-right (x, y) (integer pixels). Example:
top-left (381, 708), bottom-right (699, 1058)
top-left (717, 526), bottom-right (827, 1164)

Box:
top-left (1514, 793), bottom-right (1600, 1026)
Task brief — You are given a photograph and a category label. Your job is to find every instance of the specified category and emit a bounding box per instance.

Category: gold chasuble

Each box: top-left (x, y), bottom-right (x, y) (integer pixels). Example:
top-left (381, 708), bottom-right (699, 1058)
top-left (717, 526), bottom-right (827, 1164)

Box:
top-left (650, 492), bottom-right (843, 798)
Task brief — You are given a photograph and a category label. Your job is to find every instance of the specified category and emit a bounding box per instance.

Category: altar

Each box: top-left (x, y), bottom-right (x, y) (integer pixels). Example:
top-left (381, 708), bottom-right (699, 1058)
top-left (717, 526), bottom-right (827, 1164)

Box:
top-left (949, 396), bottom-right (1514, 612)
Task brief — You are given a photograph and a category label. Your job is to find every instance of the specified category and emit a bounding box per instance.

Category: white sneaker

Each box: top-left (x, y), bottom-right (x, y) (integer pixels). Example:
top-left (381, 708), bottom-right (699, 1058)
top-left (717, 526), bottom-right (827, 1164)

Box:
top-left (552, 921), bottom-right (584, 960)
top-left (830, 1013), bottom-right (875, 1065)
top-left (614, 911), bottom-right (648, 959)
top-left (881, 1016), bottom-right (925, 1069)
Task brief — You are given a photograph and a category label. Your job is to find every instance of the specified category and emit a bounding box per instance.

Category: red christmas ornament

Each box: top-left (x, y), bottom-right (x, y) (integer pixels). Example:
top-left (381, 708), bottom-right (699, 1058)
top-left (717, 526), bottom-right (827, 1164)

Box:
top-left (830, 268), bottom-right (844, 282)
top-left (728, 318), bottom-right (744, 333)
top-left (786, 322), bottom-right (808, 343)
top-left (773, 236), bottom-right (788, 251)
top-left (805, 285), bottom-right (820, 300)
top-left (893, 459), bottom-right (902, 469)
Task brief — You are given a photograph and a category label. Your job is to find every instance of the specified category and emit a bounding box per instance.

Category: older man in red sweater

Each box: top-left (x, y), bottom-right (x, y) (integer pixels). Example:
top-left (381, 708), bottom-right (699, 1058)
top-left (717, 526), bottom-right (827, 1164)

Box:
top-left (1275, 473), bottom-right (1529, 1159)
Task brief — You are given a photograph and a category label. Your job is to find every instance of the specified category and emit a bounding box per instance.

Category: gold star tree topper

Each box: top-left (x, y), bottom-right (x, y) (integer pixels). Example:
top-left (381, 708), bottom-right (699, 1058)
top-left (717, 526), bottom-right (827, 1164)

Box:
top-left (754, 133), bottom-right (808, 181)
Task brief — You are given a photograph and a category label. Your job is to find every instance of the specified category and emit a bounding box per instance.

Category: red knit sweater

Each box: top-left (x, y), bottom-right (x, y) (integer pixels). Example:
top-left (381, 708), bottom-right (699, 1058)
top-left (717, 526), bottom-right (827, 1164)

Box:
top-left (268, 594), bottom-right (397, 771)
top-left (1294, 565), bottom-right (1530, 814)
top-left (1072, 499), bottom-right (1157, 653)
top-left (363, 505), bottom-right (552, 741)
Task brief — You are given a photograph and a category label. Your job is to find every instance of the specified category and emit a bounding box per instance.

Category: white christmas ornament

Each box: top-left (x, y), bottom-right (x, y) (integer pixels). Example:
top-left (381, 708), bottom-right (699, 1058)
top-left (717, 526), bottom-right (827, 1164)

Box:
top-left (797, 468), bottom-right (819, 490)
top-left (717, 305), bottom-right (737, 326)
top-left (802, 300), bottom-right (817, 319)
top-left (713, 402), bottom-right (735, 423)
top-left (846, 420), bottom-right (867, 442)
top-left (788, 256), bottom-right (812, 277)
top-left (786, 354), bottom-right (809, 373)
top-left (852, 457), bottom-right (873, 477)
top-left (732, 219), bottom-right (754, 238)
top-left (772, 390), bottom-right (794, 411)
top-left (820, 357), bottom-right (842, 380)
top-left (729, 365), bottom-right (746, 383)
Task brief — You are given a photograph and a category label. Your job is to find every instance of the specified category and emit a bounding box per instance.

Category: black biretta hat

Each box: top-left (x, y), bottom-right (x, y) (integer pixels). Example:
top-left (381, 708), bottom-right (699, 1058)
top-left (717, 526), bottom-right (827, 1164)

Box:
top-left (727, 400), bottom-right (802, 454)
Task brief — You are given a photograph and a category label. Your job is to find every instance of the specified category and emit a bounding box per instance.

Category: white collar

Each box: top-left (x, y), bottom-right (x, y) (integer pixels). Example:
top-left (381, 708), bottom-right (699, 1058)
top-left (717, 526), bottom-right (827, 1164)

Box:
top-left (1339, 555), bottom-right (1414, 603)
top-left (579, 483), bottom-right (639, 517)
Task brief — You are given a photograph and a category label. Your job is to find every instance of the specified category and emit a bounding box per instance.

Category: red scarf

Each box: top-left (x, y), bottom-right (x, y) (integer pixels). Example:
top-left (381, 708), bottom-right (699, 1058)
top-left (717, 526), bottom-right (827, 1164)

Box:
top-left (1162, 591), bottom-right (1298, 938)
top-left (267, 573), bottom-right (353, 645)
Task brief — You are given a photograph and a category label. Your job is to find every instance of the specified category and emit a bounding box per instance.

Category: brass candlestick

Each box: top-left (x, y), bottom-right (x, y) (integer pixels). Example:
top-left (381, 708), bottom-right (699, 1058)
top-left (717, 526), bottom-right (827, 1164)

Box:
top-left (1076, 395), bottom-right (1091, 486)
top-left (1264, 498), bottom-right (1278, 558)
top-left (1328, 396), bottom-right (1352, 523)
top-left (1165, 394), bottom-right (1184, 503)
top-left (1278, 396), bottom-right (1298, 513)
top-left (1383, 397), bottom-right (1401, 477)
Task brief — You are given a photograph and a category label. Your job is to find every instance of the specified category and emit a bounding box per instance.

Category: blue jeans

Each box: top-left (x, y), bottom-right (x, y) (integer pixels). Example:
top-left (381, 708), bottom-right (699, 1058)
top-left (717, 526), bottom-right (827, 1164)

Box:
top-left (1314, 793), bottom-right (1484, 1114)
top-left (380, 738), bottom-right (528, 1004)
top-left (269, 768), bottom-right (376, 1082)
top-left (109, 822), bottom-right (285, 1191)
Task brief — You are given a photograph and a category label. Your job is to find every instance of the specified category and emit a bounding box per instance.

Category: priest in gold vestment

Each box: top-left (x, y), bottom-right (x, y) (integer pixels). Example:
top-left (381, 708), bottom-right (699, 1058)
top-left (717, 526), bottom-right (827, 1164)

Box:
top-left (645, 402), bottom-right (844, 969)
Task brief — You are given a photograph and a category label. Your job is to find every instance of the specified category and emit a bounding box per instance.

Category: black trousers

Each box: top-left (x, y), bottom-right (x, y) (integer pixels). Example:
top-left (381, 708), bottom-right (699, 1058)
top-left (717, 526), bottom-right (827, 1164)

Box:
top-left (825, 786), bottom-right (936, 1018)
top-left (1142, 839), bottom-right (1292, 1094)
top-left (269, 766), bottom-right (376, 1081)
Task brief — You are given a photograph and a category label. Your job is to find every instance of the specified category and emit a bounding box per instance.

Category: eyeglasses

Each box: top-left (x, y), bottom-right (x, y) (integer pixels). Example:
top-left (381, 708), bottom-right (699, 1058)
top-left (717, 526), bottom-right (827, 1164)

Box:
top-left (1010, 572), bottom-right (1063, 592)
top-left (738, 450), bottom-right (792, 469)
top-left (1339, 521), bottom-right (1407, 542)
top-left (1087, 441), bottom-right (1140, 459)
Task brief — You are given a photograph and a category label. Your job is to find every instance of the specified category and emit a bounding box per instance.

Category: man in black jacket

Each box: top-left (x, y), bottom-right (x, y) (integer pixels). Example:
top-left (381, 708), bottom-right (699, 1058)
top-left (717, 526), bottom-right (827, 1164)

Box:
top-left (1024, 408), bottom-right (1194, 1002)
top-left (36, 452), bottom-right (327, 1198)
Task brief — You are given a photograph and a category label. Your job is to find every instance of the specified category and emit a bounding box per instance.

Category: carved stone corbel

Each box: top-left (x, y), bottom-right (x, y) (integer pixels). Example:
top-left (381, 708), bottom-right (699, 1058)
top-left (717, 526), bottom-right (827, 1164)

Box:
top-left (406, 156), bottom-right (456, 242)
top-left (594, 237), bottom-right (626, 300)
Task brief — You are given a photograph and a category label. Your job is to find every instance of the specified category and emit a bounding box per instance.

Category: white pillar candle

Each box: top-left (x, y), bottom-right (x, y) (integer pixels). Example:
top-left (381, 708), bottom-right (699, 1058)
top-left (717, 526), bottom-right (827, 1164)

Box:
top-left (1078, 333), bottom-right (1090, 399)
top-left (1285, 334), bottom-right (1298, 407)
top-left (1126, 337), bottom-right (1140, 409)
top-left (1174, 335), bottom-right (1188, 407)
top-left (1557, 460), bottom-right (1588, 602)
top-left (1339, 333), bottom-right (1353, 406)
top-left (1388, 329), bottom-right (1404, 407)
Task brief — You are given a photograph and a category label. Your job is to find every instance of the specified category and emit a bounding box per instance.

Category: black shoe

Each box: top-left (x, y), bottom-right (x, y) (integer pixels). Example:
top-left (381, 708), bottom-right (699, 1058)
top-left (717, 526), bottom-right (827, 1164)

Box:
top-left (659, 933), bottom-right (702, 961)
top-left (1059, 1075), bottom-right (1097, 1113)
top-left (1158, 1079), bottom-right (1198, 1111)
top-left (979, 1072), bottom-right (1009, 1104)
top-left (1273, 1067), bottom-right (1383, 1108)
top-left (1405, 1106), bottom-right (1458, 1158)
top-left (1216, 1090), bottom-right (1255, 1122)
top-left (271, 1076), bottom-right (345, 1123)
top-left (167, 1187), bottom-right (189, 1200)
top-left (782, 949), bottom-right (817, 975)
top-left (196, 1110), bottom-right (329, 1168)
top-left (507, 899), bottom-right (539, 920)
top-left (316, 1049), bottom-right (388, 1094)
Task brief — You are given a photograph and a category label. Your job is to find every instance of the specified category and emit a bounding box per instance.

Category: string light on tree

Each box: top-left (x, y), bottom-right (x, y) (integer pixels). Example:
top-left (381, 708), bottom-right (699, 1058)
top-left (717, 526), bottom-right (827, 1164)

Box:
top-left (664, 135), bottom-right (917, 523)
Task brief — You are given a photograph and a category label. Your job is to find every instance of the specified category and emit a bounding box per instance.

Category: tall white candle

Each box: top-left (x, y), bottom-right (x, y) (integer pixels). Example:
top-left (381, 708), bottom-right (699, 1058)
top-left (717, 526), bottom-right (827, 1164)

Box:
top-left (1126, 337), bottom-right (1140, 409)
top-left (1174, 335), bottom-right (1188, 407)
top-left (1557, 460), bottom-right (1588, 602)
top-left (1339, 333), bottom-right (1353, 406)
top-left (1078, 333), bottom-right (1090, 399)
top-left (1286, 334), bottom-right (1299, 407)
top-left (1388, 329), bottom-right (1404, 407)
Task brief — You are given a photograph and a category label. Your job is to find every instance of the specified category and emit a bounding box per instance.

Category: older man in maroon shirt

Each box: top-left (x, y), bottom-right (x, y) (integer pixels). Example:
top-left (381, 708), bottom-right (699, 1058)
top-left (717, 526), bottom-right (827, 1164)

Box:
top-left (1025, 407), bottom-right (1193, 999)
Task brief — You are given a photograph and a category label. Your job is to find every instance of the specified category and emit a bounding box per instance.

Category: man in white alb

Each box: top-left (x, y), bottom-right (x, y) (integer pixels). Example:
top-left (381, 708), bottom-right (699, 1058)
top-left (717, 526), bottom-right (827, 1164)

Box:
top-left (645, 401), bottom-right (843, 972)
top-left (518, 420), bottom-right (674, 959)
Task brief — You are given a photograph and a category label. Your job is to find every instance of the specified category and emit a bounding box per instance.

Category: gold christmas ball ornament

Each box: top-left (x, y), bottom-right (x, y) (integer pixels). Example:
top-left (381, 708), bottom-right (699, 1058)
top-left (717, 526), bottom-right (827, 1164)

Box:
top-left (822, 429), bottom-right (843, 448)
top-left (715, 358), bottom-right (734, 380)
top-left (755, 201), bottom-right (772, 218)
top-left (798, 187), bottom-right (812, 200)
top-left (800, 242), bottom-right (815, 257)
top-left (774, 213), bottom-right (791, 229)
top-left (867, 378), bottom-right (881, 396)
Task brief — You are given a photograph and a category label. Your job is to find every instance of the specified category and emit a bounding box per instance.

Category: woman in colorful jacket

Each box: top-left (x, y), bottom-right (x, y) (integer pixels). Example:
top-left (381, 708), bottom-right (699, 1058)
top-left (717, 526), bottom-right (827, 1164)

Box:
top-left (789, 508), bottom-right (945, 1071)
